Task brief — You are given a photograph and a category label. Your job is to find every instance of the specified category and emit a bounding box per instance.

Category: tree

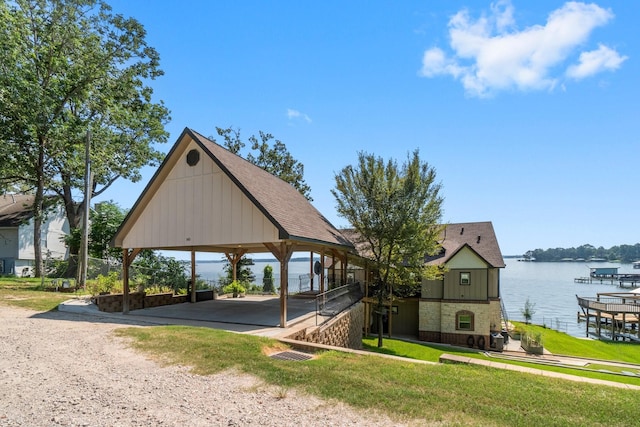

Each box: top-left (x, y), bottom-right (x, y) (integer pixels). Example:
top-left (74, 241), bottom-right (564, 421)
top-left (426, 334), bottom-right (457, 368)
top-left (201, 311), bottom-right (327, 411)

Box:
top-left (214, 127), bottom-right (312, 201)
top-left (521, 298), bottom-right (536, 324)
top-left (87, 201), bottom-right (127, 262)
top-left (332, 150), bottom-right (444, 347)
top-left (0, 0), bottom-right (170, 278)
top-left (222, 256), bottom-right (256, 285)
top-left (262, 264), bottom-right (275, 293)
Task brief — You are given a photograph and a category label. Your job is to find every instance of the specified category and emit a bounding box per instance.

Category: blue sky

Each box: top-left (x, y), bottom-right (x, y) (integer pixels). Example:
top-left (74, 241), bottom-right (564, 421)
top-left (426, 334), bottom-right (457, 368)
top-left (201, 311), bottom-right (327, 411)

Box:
top-left (95, 0), bottom-right (638, 256)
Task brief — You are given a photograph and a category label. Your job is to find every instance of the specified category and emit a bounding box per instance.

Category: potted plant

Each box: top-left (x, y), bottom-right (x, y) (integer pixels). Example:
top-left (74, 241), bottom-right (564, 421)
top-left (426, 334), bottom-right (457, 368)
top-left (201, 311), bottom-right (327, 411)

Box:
top-left (223, 280), bottom-right (246, 298)
top-left (521, 331), bottom-right (544, 355)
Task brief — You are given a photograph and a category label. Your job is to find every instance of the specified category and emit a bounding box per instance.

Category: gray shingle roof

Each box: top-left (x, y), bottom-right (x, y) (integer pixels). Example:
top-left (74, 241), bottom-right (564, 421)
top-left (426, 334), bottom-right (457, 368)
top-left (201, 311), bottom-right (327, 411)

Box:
top-left (425, 221), bottom-right (505, 268)
top-left (0, 194), bottom-right (35, 226)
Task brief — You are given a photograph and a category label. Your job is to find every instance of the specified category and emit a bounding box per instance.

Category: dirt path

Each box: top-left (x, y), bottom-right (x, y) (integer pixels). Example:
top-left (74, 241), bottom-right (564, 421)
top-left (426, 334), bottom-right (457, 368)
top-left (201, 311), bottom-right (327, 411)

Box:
top-left (0, 306), bottom-right (399, 427)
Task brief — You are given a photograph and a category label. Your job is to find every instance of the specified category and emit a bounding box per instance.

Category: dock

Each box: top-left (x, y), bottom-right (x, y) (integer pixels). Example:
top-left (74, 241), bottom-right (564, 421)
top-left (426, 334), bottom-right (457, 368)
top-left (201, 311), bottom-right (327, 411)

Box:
top-left (576, 292), bottom-right (640, 342)
top-left (574, 267), bottom-right (640, 288)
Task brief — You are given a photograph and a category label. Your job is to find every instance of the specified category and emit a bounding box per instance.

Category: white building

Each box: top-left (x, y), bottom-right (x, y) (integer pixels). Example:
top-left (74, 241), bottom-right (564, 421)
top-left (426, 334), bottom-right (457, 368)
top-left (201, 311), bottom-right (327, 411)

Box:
top-left (0, 194), bottom-right (69, 276)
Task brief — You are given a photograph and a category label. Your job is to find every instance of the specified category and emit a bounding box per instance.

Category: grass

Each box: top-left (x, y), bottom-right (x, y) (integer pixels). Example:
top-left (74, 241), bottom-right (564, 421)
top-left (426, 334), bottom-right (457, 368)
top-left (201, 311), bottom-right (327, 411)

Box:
top-left (3, 278), bottom-right (640, 425)
top-left (363, 327), bottom-right (640, 387)
top-left (516, 322), bottom-right (640, 363)
top-left (116, 325), bottom-right (640, 426)
top-left (0, 277), bottom-right (83, 312)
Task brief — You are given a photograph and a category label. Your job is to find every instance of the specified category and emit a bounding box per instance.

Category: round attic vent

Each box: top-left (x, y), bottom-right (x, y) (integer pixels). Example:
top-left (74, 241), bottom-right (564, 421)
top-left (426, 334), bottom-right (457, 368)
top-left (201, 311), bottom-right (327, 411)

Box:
top-left (186, 149), bottom-right (200, 166)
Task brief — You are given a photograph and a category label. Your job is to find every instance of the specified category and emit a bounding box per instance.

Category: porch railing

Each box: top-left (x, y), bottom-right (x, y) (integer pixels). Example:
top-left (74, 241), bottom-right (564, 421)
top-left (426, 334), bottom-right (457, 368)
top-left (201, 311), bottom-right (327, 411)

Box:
top-left (315, 282), bottom-right (363, 325)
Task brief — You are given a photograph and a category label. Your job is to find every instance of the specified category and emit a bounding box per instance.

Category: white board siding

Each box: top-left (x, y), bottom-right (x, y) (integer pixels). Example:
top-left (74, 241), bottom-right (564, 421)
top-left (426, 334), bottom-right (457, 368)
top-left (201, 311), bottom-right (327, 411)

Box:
top-left (445, 246), bottom-right (488, 269)
top-left (122, 142), bottom-right (280, 249)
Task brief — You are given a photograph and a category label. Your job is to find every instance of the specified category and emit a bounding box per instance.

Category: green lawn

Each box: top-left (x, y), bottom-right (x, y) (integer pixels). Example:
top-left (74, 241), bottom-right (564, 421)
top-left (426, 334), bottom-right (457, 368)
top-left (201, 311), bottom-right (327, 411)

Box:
top-left (363, 326), bottom-right (640, 387)
top-left (3, 278), bottom-right (640, 426)
top-left (117, 325), bottom-right (640, 427)
top-left (0, 277), bottom-right (83, 312)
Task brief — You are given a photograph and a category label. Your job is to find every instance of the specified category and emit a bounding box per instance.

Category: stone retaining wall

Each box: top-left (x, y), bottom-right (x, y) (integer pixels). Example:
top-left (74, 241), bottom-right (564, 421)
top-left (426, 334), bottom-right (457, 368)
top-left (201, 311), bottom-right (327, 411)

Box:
top-left (287, 302), bottom-right (364, 350)
top-left (95, 292), bottom-right (187, 312)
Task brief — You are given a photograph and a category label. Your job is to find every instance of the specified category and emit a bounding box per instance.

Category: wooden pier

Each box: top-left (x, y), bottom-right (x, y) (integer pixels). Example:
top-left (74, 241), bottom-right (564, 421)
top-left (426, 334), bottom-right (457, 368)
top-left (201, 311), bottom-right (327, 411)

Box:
top-left (576, 292), bottom-right (640, 342)
top-left (574, 267), bottom-right (640, 288)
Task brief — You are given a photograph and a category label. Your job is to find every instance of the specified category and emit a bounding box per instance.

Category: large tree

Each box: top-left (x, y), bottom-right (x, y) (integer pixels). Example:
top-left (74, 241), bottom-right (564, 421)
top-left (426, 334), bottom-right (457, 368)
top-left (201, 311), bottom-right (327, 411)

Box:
top-left (214, 126), bottom-right (312, 201)
top-left (0, 0), bottom-right (170, 278)
top-left (332, 150), bottom-right (444, 346)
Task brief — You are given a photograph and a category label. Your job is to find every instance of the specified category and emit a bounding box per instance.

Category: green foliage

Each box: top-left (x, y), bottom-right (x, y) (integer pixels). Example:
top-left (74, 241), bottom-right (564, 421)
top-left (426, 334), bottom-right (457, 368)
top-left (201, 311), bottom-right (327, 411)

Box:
top-left (521, 331), bottom-right (543, 348)
top-left (520, 297), bottom-right (536, 324)
top-left (131, 251), bottom-right (188, 292)
top-left (222, 280), bottom-right (246, 295)
top-left (144, 285), bottom-right (174, 295)
top-left (0, 0), bottom-right (170, 277)
top-left (332, 150), bottom-right (443, 345)
top-left (262, 264), bottom-right (275, 293)
top-left (526, 243), bottom-right (640, 263)
top-left (221, 256), bottom-right (255, 285)
top-left (214, 126), bottom-right (312, 201)
top-left (88, 201), bottom-right (127, 261)
top-left (86, 271), bottom-right (122, 296)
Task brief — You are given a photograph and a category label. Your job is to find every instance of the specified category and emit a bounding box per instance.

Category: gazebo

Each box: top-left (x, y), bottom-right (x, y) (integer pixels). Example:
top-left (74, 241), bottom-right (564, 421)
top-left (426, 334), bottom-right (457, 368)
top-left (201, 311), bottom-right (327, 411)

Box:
top-left (111, 127), bottom-right (355, 327)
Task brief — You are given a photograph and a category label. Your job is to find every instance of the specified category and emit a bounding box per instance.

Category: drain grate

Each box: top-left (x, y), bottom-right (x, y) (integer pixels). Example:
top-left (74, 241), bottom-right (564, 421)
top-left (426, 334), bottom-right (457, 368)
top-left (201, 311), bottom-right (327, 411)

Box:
top-left (269, 350), bottom-right (313, 361)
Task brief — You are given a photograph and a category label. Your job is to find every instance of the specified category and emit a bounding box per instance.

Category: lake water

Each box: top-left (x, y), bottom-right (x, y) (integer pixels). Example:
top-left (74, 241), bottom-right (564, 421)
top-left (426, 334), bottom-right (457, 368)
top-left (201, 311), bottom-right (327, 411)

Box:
top-left (192, 257), bottom-right (639, 338)
top-left (501, 260), bottom-right (638, 337)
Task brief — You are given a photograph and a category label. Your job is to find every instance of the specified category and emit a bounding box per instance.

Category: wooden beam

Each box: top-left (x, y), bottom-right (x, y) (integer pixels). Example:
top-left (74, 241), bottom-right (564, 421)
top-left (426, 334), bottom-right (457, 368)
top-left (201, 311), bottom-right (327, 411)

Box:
top-left (122, 248), bottom-right (141, 314)
top-left (224, 249), bottom-right (248, 282)
top-left (263, 242), bottom-right (280, 260)
top-left (122, 248), bottom-right (130, 314)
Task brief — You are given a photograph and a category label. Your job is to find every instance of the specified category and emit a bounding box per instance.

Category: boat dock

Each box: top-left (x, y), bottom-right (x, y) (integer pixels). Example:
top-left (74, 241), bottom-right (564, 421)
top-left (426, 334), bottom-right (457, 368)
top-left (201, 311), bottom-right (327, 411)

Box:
top-left (574, 267), bottom-right (640, 288)
top-left (576, 292), bottom-right (640, 342)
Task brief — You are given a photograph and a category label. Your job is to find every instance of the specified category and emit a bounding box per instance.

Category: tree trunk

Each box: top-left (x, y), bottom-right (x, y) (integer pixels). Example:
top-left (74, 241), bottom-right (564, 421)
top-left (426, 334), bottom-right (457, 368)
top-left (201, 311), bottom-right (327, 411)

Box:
top-left (377, 310), bottom-right (384, 348)
top-left (33, 140), bottom-right (45, 277)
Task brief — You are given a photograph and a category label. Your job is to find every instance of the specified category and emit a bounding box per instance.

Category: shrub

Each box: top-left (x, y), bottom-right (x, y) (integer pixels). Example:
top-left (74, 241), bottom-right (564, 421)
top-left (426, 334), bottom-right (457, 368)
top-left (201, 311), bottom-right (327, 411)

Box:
top-left (222, 280), bottom-right (246, 295)
top-left (86, 271), bottom-right (122, 296)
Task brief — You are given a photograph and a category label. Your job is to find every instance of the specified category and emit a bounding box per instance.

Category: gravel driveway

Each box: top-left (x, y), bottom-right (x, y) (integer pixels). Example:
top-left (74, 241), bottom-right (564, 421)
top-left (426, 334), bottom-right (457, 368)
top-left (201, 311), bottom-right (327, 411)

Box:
top-left (0, 306), bottom-right (400, 427)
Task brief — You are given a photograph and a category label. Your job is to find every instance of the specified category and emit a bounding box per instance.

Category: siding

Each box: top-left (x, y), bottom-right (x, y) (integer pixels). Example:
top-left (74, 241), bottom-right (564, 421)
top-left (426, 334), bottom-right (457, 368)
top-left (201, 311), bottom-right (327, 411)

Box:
top-left (122, 141), bottom-right (280, 249)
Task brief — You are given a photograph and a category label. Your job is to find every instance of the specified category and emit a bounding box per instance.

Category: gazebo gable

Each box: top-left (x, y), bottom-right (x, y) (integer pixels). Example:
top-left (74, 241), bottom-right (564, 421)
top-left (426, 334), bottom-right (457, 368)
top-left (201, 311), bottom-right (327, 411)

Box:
top-left (119, 137), bottom-right (281, 250)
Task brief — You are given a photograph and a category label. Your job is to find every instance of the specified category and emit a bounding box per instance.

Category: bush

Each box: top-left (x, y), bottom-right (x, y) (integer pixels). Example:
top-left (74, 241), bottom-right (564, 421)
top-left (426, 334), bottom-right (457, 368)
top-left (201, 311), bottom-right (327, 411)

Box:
top-left (86, 271), bottom-right (122, 296)
top-left (144, 285), bottom-right (174, 295)
top-left (222, 280), bottom-right (246, 295)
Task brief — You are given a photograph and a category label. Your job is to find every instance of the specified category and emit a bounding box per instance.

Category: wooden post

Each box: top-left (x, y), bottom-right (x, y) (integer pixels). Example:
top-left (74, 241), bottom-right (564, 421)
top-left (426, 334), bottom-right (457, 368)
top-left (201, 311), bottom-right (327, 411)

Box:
top-left (279, 243), bottom-right (294, 327)
top-left (309, 251), bottom-right (314, 291)
top-left (190, 250), bottom-right (196, 303)
top-left (342, 252), bottom-right (347, 285)
top-left (122, 248), bottom-right (130, 314)
top-left (264, 242), bottom-right (294, 328)
top-left (320, 250), bottom-right (325, 293)
top-left (585, 307), bottom-right (589, 337)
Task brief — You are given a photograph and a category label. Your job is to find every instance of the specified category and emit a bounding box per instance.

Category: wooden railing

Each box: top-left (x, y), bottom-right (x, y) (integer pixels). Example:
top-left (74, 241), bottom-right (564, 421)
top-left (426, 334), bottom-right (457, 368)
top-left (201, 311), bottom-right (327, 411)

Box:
top-left (576, 296), bottom-right (640, 314)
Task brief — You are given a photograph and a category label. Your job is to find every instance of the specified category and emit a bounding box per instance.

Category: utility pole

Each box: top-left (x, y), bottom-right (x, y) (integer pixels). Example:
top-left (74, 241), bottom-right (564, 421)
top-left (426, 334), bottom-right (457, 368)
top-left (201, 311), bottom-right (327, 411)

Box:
top-left (78, 130), bottom-right (92, 288)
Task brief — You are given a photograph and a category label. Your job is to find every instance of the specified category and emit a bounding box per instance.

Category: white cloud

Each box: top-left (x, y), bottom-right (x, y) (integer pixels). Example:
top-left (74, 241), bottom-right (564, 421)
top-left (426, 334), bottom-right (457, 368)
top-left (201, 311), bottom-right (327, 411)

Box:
top-left (420, 1), bottom-right (625, 97)
top-left (286, 108), bottom-right (312, 123)
top-left (566, 44), bottom-right (628, 79)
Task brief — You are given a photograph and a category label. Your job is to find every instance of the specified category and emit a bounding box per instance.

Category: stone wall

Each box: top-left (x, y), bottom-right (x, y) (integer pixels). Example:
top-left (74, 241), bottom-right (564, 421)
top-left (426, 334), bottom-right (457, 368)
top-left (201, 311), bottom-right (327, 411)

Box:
top-left (95, 292), bottom-right (187, 312)
top-left (418, 300), bottom-right (497, 350)
top-left (287, 302), bottom-right (364, 350)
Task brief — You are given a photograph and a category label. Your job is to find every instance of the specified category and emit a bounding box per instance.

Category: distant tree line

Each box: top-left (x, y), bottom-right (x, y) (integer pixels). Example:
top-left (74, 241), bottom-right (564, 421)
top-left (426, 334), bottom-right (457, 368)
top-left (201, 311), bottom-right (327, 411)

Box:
top-left (523, 244), bottom-right (640, 263)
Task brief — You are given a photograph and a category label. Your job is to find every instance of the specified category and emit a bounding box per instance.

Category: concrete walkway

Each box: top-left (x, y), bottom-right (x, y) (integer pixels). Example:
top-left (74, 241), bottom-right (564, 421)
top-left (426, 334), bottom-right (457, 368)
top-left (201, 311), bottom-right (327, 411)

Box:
top-left (440, 353), bottom-right (640, 390)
